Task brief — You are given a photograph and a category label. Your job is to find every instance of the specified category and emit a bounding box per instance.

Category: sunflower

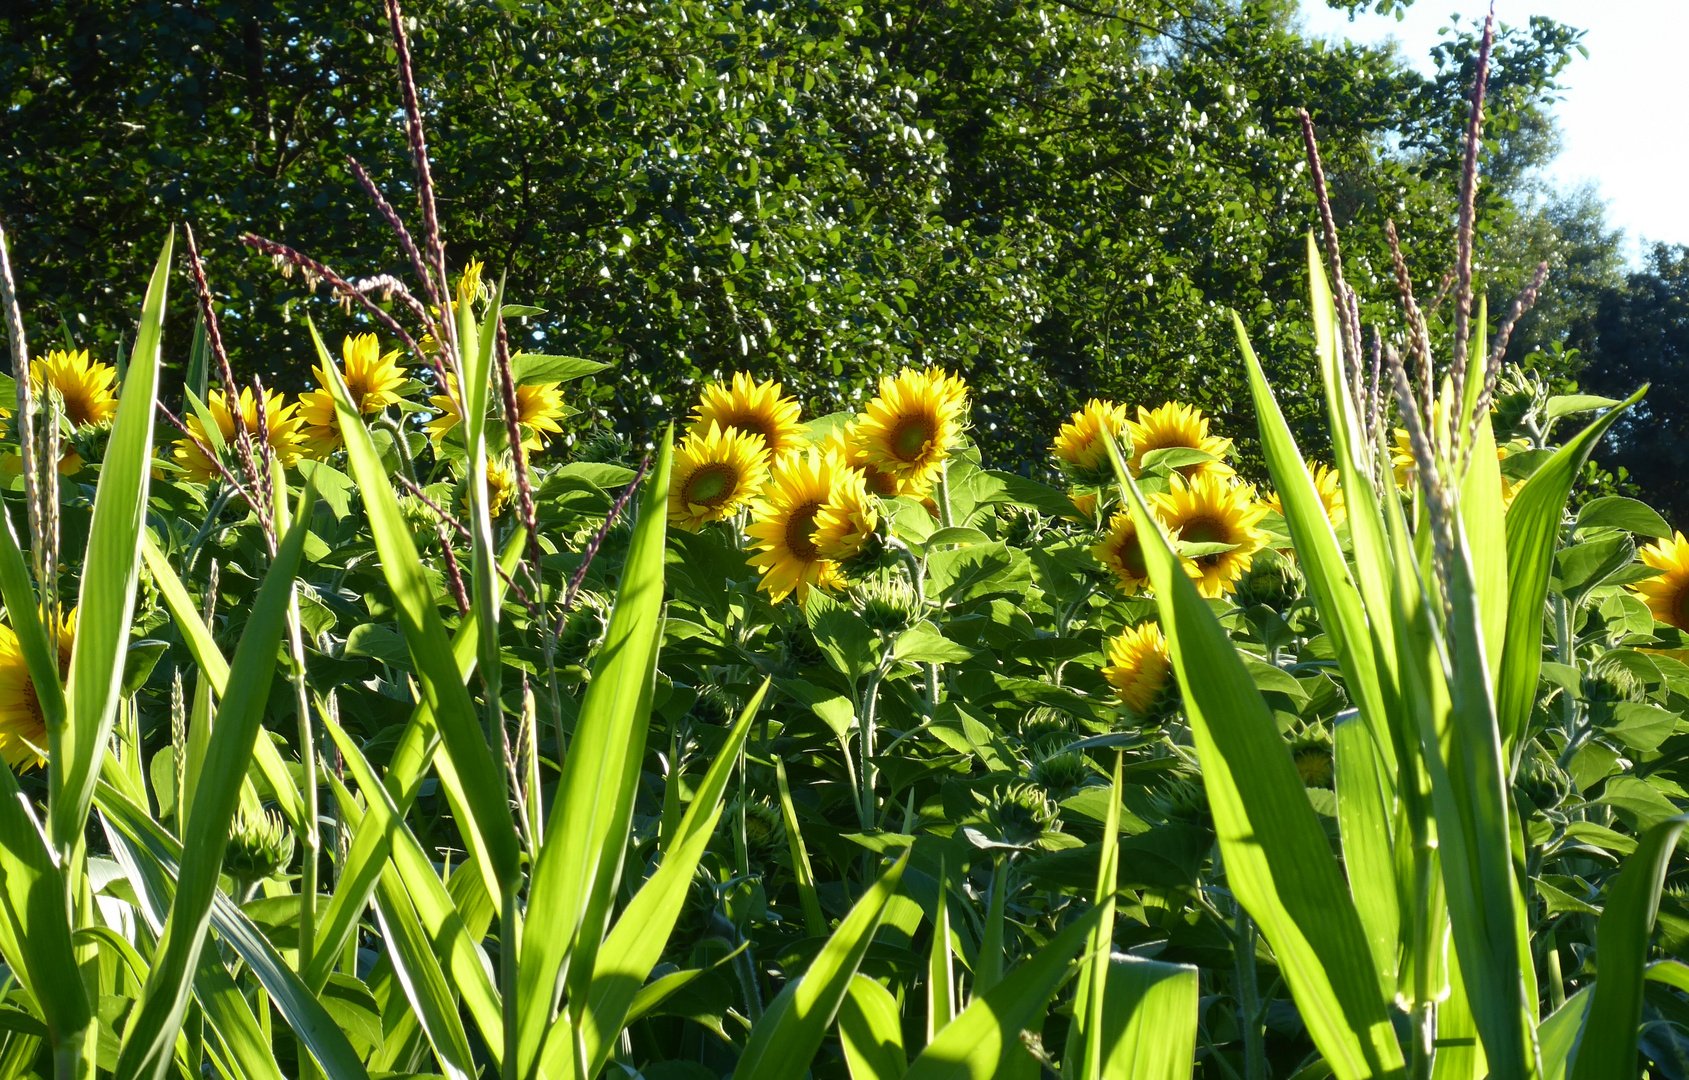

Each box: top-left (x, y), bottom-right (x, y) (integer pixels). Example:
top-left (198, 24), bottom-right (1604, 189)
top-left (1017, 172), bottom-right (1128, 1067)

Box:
top-left (1093, 510), bottom-right (1152, 595)
top-left (1634, 532), bottom-right (1689, 632)
top-left (669, 422), bottom-right (769, 530)
top-left (1052, 399), bottom-right (1130, 480)
top-left (0, 607), bottom-right (75, 769)
top-left (1152, 474), bottom-right (1269, 598)
top-left (1263, 463), bottom-right (1346, 527)
top-left (1391, 429), bottom-right (1418, 492)
top-left (853, 368), bottom-right (969, 489)
top-left (827, 423), bottom-right (926, 499)
top-left (1126, 402), bottom-right (1234, 479)
top-left (745, 449), bottom-right (850, 603)
top-left (426, 373), bottom-right (568, 451)
top-left (299, 334), bottom-right (409, 456)
top-left (1066, 491), bottom-right (1099, 524)
top-left (812, 462), bottom-right (877, 561)
top-left (1496, 443), bottom-right (1525, 511)
top-left (172, 388), bottom-right (307, 483)
top-left (30, 349), bottom-right (119, 428)
top-left (1101, 622), bottom-right (1172, 714)
top-left (462, 456), bottom-right (515, 519)
top-left (690, 373), bottom-right (807, 460)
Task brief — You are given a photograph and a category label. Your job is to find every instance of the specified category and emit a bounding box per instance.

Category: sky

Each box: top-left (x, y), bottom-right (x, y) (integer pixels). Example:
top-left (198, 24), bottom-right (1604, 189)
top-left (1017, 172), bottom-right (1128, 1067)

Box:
top-left (1297, 1), bottom-right (1689, 262)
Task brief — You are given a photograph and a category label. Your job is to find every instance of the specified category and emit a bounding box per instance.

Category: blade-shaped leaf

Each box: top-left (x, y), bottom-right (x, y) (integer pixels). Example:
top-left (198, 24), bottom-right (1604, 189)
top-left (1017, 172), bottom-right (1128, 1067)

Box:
top-left (1497, 390), bottom-right (1644, 760)
top-left (838, 974), bottom-right (906, 1080)
top-left (1569, 814), bottom-right (1689, 1080)
top-left (569, 679), bottom-right (770, 1078)
top-left (310, 315), bottom-right (522, 904)
top-left (517, 429), bottom-right (672, 1079)
top-left (1105, 431), bottom-right (1404, 1080)
top-left (114, 482), bottom-right (314, 1080)
top-left (1097, 956), bottom-right (1199, 1080)
top-left (904, 905), bottom-right (1102, 1080)
top-left (1334, 713), bottom-right (1400, 994)
top-left (53, 231), bottom-right (172, 854)
top-left (731, 852), bottom-right (910, 1080)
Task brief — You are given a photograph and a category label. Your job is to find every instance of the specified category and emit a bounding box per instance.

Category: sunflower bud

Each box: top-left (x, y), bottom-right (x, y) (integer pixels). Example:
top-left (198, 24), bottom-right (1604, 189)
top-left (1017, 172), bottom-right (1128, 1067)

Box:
top-left (1288, 725), bottom-right (1335, 789)
top-left (1233, 549), bottom-right (1303, 611)
top-left (225, 808), bottom-right (294, 893)
top-left (852, 574), bottom-right (921, 637)
top-left (1028, 750), bottom-right (1091, 800)
top-left (963, 783), bottom-right (1065, 851)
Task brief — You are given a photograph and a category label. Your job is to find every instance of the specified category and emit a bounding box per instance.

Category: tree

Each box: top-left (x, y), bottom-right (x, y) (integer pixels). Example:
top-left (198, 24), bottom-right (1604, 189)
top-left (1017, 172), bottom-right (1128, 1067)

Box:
top-left (0, 0), bottom-right (1587, 472)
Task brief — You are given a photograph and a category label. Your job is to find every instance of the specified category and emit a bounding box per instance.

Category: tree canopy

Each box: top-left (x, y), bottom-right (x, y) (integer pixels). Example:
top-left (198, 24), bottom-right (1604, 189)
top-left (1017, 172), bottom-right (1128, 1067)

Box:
top-left (0, 0), bottom-right (1602, 473)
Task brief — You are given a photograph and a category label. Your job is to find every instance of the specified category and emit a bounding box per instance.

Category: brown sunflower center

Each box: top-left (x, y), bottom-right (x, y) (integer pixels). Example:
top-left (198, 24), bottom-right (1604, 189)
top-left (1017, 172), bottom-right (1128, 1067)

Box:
top-left (684, 463), bottom-right (740, 508)
top-left (1675, 583), bottom-right (1689, 631)
top-left (1180, 517), bottom-right (1231, 566)
top-left (864, 466), bottom-right (900, 497)
top-left (890, 415), bottom-right (934, 461)
top-left (1118, 535), bottom-right (1148, 579)
top-left (784, 502), bottom-right (824, 561)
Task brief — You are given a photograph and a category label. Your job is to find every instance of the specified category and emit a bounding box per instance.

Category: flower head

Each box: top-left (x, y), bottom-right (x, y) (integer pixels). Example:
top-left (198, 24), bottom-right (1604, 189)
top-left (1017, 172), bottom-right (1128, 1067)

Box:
top-left (745, 448), bottom-right (854, 603)
top-left (853, 368), bottom-right (968, 489)
top-left (1151, 474), bottom-right (1268, 598)
top-left (690, 373), bottom-right (806, 460)
top-left (812, 462), bottom-right (878, 561)
top-left (0, 608), bottom-right (74, 769)
top-left (1263, 463), bottom-right (1345, 528)
top-left (668, 421), bottom-right (769, 530)
top-left (461, 456), bottom-right (516, 519)
top-left (29, 349), bottom-right (119, 428)
top-left (1092, 510), bottom-right (1151, 595)
top-left (1635, 532), bottom-right (1689, 631)
top-left (1052, 399), bottom-right (1129, 480)
top-left (832, 422), bottom-right (931, 499)
top-left (1126, 402), bottom-right (1234, 479)
top-left (299, 334), bottom-right (408, 456)
top-left (426, 373), bottom-right (568, 451)
top-left (1101, 622), bottom-right (1172, 714)
top-left (172, 388), bottom-right (306, 483)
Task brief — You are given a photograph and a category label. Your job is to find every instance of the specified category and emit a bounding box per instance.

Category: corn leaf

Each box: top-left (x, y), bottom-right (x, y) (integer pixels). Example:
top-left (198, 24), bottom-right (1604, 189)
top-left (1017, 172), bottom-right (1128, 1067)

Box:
top-left (310, 315), bottom-right (522, 904)
top-left (1072, 752), bottom-right (1124, 1080)
top-left (113, 482), bottom-right (314, 1080)
top-left (1496, 390), bottom-right (1644, 760)
top-left (570, 678), bottom-right (770, 1078)
top-left (1106, 431), bottom-right (1404, 1080)
top-left (0, 502), bottom-right (62, 733)
top-left (926, 857), bottom-right (956, 1044)
top-left (53, 232), bottom-right (171, 854)
top-left (1539, 988), bottom-right (1591, 1080)
top-left (1568, 814), bottom-right (1689, 1080)
top-left (732, 851), bottom-right (910, 1080)
top-left (1097, 956), bottom-right (1199, 1080)
top-left (904, 905), bottom-right (1102, 1080)
top-left (838, 974), bottom-right (906, 1080)
top-left (1334, 713), bottom-right (1400, 994)
top-left (776, 755), bottom-right (827, 937)
top-left (517, 428), bottom-right (672, 1079)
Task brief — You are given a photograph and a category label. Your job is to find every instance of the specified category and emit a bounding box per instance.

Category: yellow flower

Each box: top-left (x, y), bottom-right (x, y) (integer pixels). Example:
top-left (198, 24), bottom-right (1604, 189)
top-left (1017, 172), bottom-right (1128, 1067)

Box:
top-left (30, 349), bottom-right (119, 428)
top-left (1152, 474), bottom-right (1268, 599)
top-left (1391, 429), bottom-right (1418, 492)
top-left (1092, 510), bottom-right (1151, 595)
top-left (1634, 532), bottom-right (1689, 632)
top-left (669, 422), bottom-right (769, 530)
top-left (462, 456), bottom-right (515, 519)
top-left (299, 334), bottom-right (408, 456)
top-left (1101, 622), bottom-right (1172, 714)
top-left (1067, 491), bottom-right (1099, 523)
top-left (1052, 399), bottom-right (1130, 479)
top-left (745, 449), bottom-right (851, 603)
top-left (690, 373), bottom-right (806, 460)
top-left (825, 423), bottom-right (930, 500)
top-left (1262, 463), bottom-right (1345, 528)
top-left (426, 374), bottom-right (568, 451)
top-left (812, 463), bottom-right (878, 561)
top-left (172, 388), bottom-right (306, 483)
top-left (456, 259), bottom-right (485, 304)
top-left (1126, 402), bottom-right (1234, 479)
top-left (0, 608), bottom-right (74, 770)
top-left (853, 367), bottom-right (969, 490)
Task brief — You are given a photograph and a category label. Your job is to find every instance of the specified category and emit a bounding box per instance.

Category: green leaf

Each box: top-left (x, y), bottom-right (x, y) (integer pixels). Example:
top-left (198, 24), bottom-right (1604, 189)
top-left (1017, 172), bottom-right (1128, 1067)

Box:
top-left (732, 852), bottom-right (910, 1080)
top-left (837, 974), bottom-right (906, 1080)
top-left (776, 755), bottom-right (827, 938)
top-left (1104, 428), bottom-right (1404, 1080)
top-left (509, 353), bottom-right (610, 385)
top-left (1575, 496), bottom-right (1672, 539)
top-left (569, 679), bottom-right (770, 1079)
top-left (310, 315), bottom-right (522, 904)
top-left (1096, 956), bottom-right (1199, 1080)
top-left (516, 428), bottom-right (671, 1080)
top-left (1545, 394), bottom-right (1621, 420)
top-left (904, 905), bottom-right (1102, 1080)
top-left (1498, 390), bottom-right (1643, 757)
top-left (1073, 753), bottom-right (1124, 1080)
top-left (53, 231), bottom-right (171, 855)
top-left (113, 482), bottom-right (314, 1080)
top-left (0, 502), bottom-right (62, 735)
top-left (1570, 814), bottom-right (1689, 1080)
top-left (894, 623), bottom-right (976, 664)
top-left (1334, 713), bottom-right (1399, 993)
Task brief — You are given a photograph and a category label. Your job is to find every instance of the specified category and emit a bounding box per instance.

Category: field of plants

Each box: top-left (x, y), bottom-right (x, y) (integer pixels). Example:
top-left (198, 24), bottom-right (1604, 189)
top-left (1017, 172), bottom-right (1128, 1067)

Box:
top-left (0, 5), bottom-right (1686, 1080)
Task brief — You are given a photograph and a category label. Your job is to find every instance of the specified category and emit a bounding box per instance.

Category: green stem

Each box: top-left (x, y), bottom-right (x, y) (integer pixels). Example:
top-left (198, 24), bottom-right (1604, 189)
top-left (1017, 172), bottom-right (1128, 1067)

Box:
top-left (285, 597), bottom-right (318, 1080)
top-left (1234, 910), bottom-right (1267, 1080)
top-left (936, 459), bottom-right (955, 529)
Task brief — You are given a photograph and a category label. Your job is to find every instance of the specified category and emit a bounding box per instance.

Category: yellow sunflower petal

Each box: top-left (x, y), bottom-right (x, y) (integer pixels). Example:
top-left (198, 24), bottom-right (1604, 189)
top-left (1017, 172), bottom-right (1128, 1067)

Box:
top-left (691, 373), bottom-right (806, 459)
top-left (853, 367), bottom-right (968, 489)
top-left (1101, 622), bottom-right (1172, 713)
top-left (669, 422), bottom-right (770, 530)
top-left (1126, 402), bottom-right (1234, 480)
top-left (1150, 473), bottom-right (1268, 599)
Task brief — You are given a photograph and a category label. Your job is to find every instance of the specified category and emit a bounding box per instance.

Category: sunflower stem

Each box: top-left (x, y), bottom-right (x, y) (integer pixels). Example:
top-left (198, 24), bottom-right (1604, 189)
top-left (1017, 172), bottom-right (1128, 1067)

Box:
top-left (936, 459), bottom-right (955, 529)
